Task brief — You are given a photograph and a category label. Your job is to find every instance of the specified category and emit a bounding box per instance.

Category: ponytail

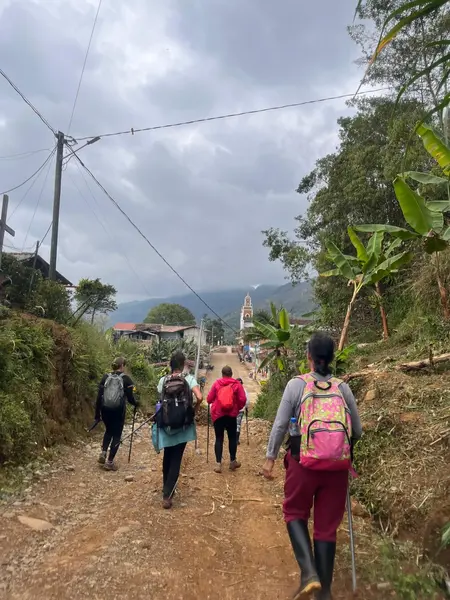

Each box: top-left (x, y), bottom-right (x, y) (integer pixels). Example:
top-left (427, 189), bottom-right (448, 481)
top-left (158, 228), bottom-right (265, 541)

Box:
top-left (307, 333), bottom-right (335, 376)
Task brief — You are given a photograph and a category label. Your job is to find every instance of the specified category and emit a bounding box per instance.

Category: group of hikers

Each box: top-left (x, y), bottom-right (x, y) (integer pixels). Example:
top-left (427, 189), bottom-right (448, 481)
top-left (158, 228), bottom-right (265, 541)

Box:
top-left (95, 332), bottom-right (361, 600)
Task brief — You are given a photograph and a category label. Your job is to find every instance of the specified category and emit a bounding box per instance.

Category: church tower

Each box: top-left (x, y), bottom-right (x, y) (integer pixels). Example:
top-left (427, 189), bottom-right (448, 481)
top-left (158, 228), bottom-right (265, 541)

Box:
top-left (240, 292), bottom-right (253, 332)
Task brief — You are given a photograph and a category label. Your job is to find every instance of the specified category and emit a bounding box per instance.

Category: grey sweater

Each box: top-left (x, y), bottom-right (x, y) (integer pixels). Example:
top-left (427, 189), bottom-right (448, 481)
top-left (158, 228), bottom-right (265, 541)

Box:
top-left (266, 373), bottom-right (362, 460)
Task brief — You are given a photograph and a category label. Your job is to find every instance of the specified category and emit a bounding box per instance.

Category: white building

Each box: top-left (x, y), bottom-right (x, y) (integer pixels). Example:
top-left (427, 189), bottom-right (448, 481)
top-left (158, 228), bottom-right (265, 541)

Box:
top-left (239, 293), bottom-right (254, 332)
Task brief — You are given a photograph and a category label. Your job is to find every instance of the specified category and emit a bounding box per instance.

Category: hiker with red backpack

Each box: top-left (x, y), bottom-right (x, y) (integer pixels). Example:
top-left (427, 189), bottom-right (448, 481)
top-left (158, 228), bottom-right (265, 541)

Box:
top-left (207, 366), bottom-right (247, 473)
top-left (262, 333), bottom-right (362, 600)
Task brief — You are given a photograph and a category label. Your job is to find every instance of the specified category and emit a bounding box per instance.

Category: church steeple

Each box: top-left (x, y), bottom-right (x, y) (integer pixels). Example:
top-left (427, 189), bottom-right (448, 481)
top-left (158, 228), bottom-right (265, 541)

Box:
top-left (240, 292), bottom-right (253, 332)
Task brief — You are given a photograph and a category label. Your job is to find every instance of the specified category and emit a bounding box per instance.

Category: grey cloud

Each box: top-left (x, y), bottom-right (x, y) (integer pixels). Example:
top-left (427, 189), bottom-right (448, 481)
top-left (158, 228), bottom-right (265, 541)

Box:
top-left (0, 0), bottom-right (362, 303)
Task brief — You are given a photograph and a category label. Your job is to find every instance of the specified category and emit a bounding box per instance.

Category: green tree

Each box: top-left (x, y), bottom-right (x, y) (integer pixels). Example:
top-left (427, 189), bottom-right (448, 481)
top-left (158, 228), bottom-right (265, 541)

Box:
top-left (250, 306), bottom-right (291, 372)
top-left (356, 123), bottom-right (450, 319)
top-left (353, 1), bottom-right (450, 117)
top-left (263, 97), bottom-right (434, 332)
top-left (322, 229), bottom-right (412, 349)
top-left (202, 315), bottom-right (225, 345)
top-left (74, 278), bottom-right (117, 325)
top-left (144, 303), bottom-right (196, 326)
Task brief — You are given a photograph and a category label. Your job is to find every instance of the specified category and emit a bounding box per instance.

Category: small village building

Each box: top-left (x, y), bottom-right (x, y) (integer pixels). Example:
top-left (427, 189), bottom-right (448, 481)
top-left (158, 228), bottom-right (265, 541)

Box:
top-left (7, 252), bottom-right (73, 286)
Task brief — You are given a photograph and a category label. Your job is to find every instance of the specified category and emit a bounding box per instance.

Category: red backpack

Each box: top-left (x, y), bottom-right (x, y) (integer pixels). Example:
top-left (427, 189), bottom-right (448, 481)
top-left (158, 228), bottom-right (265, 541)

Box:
top-left (217, 383), bottom-right (234, 412)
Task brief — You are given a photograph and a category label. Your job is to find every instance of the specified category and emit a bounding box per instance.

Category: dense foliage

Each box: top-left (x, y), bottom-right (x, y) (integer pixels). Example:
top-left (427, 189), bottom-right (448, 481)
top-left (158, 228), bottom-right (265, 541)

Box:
top-left (0, 309), bottom-right (157, 464)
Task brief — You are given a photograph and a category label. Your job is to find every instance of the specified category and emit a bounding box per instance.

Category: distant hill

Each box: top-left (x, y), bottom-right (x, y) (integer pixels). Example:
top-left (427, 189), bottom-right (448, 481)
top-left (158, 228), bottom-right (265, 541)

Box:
top-left (111, 282), bottom-right (314, 327)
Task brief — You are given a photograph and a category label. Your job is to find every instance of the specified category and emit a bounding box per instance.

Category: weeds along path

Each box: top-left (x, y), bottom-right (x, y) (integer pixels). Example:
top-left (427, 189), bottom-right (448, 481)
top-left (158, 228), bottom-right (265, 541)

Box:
top-left (0, 349), bottom-right (374, 600)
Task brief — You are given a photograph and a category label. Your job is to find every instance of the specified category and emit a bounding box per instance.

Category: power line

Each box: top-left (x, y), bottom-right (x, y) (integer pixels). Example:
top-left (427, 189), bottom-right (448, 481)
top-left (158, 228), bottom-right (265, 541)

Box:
top-left (67, 0), bottom-right (103, 134)
top-left (70, 148), bottom-right (238, 334)
top-left (40, 222), bottom-right (52, 246)
top-left (74, 87), bottom-right (391, 142)
top-left (69, 160), bottom-right (154, 298)
top-left (0, 148), bottom-right (53, 160)
top-left (22, 150), bottom-right (55, 250)
top-left (4, 147), bottom-right (56, 201)
top-left (0, 67), bottom-right (56, 134)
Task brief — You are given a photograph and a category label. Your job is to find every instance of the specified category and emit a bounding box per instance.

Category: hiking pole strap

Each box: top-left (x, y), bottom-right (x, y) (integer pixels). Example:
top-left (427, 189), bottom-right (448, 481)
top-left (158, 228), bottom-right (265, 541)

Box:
top-left (346, 485), bottom-right (357, 592)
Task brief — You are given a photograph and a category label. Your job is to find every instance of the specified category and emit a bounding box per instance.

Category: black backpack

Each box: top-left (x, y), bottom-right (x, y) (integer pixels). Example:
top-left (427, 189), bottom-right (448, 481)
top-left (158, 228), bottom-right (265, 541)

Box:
top-left (156, 374), bottom-right (194, 431)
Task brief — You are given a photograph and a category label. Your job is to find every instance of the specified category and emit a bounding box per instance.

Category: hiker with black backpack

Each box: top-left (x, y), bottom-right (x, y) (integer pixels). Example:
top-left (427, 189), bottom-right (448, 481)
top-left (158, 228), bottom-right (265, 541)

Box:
top-left (207, 366), bottom-right (247, 473)
top-left (95, 357), bottom-right (139, 471)
top-left (152, 351), bottom-right (202, 509)
top-left (262, 333), bottom-right (362, 600)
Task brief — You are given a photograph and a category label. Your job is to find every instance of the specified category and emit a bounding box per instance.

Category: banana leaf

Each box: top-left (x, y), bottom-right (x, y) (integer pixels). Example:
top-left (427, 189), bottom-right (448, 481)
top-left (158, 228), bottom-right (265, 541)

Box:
top-left (347, 226), bottom-right (368, 261)
top-left (416, 123), bottom-right (450, 176)
top-left (393, 177), bottom-right (435, 235)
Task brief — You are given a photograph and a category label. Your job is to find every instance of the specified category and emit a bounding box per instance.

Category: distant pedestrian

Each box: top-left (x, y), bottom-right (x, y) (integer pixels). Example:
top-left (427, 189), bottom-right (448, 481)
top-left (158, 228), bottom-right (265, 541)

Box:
top-left (95, 357), bottom-right (139, 471)
top-left (262, 333), bottom-right (362, 600)
top-left (235, 378), bottom-right (249, 445)
top-left (153, 352), bottom-right (202, 509)
top-left (207, 366), bottom-right (246, 473)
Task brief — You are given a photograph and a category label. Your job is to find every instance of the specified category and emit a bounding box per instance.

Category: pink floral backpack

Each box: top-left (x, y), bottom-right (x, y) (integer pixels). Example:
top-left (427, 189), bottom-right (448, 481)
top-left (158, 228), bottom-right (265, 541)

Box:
top-left (296, 373), bottom-right (352, 471)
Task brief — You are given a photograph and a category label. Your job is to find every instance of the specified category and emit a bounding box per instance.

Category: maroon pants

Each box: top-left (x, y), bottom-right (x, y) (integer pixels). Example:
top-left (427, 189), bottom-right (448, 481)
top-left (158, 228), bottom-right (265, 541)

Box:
top-left (283, 452), bottom-right (348, 542)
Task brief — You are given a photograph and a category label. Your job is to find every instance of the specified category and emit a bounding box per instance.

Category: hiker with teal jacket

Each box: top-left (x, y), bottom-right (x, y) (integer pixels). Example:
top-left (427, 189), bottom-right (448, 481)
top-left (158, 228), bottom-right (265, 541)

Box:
top-left (152, 351), bottom-right (202, 509)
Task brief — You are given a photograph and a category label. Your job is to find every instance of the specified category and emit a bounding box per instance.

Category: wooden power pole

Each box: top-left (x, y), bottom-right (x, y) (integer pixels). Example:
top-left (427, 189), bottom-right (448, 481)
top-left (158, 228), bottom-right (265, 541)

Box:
top-left (49, 131), bottom-right (65, 281)
top-left (0, 194), bottom-right (15, 270)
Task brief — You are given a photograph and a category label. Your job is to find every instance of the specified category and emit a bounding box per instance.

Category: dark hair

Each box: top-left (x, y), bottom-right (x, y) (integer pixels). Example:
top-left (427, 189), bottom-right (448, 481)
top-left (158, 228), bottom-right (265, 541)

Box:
top-left (170, 351), bottom-right (186, 373)
top-left (222, 365), bottom-right (233, 377)
top-left (112, 356), bottom-right (126, 370)
top-left (236, 377), bottom-right (243, 384)
top-left (307, 332), bottom-right (335, 376)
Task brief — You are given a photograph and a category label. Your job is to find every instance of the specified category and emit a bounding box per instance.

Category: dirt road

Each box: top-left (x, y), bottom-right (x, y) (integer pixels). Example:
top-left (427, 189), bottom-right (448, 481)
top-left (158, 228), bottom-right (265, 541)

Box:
top-left (0, 349), bottom-right (359, 600)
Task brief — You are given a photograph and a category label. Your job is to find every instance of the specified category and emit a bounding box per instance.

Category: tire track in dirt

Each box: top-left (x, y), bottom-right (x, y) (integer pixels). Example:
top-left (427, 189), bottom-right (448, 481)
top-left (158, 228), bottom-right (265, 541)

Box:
top-left (0, 348), bottom-right (360, 600)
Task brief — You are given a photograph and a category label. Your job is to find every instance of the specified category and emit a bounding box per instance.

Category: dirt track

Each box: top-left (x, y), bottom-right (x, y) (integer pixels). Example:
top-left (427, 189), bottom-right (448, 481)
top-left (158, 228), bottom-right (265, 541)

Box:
top-left (0, 349), bottom-right (363, 600)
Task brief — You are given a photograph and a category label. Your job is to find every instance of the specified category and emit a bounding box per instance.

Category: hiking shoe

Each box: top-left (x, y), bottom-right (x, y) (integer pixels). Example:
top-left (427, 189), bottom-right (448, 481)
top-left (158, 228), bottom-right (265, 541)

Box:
top-left (98, 451), bottom-right (107, 465)
top-left (162, 497), bottom-right (173, 509)
top-left (103, 460), bottom-right (118, 471)
top-left (214, 463), bottom-right (222, 473)
top-left (229, 460), bottom-right (241, 471)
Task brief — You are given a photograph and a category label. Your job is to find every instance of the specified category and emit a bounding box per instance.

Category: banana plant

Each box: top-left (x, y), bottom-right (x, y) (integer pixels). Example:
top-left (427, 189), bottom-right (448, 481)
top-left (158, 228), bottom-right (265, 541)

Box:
top-left (250, 305), bottom-right (291, 372)
top-left (355, 124), bottom-right (450, 318)
top-left (321, 229), bottom-right (413, 350)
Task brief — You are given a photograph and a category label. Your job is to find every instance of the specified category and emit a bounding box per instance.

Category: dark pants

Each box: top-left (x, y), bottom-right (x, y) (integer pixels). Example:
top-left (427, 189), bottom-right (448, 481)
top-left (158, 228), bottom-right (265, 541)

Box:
top-left (101, 407), bottom-right (125, 461)
top-left (213, 416), bottom-right (238, 463)
top-left (283, 452), bottom-right (348, 542)
top-left (162, 442), bottom-right (187, 499)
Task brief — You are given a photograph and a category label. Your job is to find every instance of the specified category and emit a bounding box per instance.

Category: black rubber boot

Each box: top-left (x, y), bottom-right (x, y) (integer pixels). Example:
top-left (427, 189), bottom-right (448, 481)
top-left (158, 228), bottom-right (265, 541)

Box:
top-left (314, 540), bottom-right (336, 600)
top-left (287, 521), bottom-right (321, 599)
top-left (236, 431), bottom-right (241, 445)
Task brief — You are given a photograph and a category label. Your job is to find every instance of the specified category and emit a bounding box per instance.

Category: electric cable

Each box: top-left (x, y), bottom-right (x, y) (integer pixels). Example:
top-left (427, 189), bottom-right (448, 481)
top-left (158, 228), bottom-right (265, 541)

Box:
top-left (1, 148), bottom-right (56, 197)
top-left (73, 87), bottom-right (391, 142)
top-left (69, 147), bottom-right (238, 334)
top-left (0, 67), bottom-right (56, 134)
top-left (67, 0), bottom-right (103, 133)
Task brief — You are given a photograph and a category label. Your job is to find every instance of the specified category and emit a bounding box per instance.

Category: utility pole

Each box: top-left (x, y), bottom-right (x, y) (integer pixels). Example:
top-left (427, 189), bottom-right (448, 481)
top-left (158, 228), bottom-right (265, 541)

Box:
top-left (194, 318), bottom-right (204, 380)
top-left (0, 195), bottom-right (15, 270)
top-left (49, 131), bottom-right (65, 281)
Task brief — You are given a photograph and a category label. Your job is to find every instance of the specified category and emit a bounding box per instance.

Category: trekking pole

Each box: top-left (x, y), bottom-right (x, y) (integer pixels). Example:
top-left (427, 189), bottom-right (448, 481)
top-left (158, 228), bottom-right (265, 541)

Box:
top-left (346, 485), bottom-right (357, 593)
top-left (119, 413), bottom-right (155, 446)
top-left (245, 407), bottom-right (249, 446)
top-left (206, 405), bottom-right (210, 463)
top-left (128, 406), bottom-right (137, 464)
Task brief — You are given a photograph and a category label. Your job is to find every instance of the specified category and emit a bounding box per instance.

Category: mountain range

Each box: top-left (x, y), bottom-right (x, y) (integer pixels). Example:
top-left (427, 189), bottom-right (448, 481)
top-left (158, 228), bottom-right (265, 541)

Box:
top-left (110, 281), bottom-right (314, 327)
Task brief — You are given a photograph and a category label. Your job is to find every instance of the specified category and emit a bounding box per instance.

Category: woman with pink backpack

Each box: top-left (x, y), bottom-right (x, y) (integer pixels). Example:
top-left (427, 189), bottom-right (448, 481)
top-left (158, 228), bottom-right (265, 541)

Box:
top-left (263, 333), bottom-right (362, 600)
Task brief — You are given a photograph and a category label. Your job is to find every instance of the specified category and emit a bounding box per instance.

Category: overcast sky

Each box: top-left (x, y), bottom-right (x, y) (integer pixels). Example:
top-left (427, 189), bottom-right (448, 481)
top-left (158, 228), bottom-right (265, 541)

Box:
top-left (0, 0), bottom-right (365, 303)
